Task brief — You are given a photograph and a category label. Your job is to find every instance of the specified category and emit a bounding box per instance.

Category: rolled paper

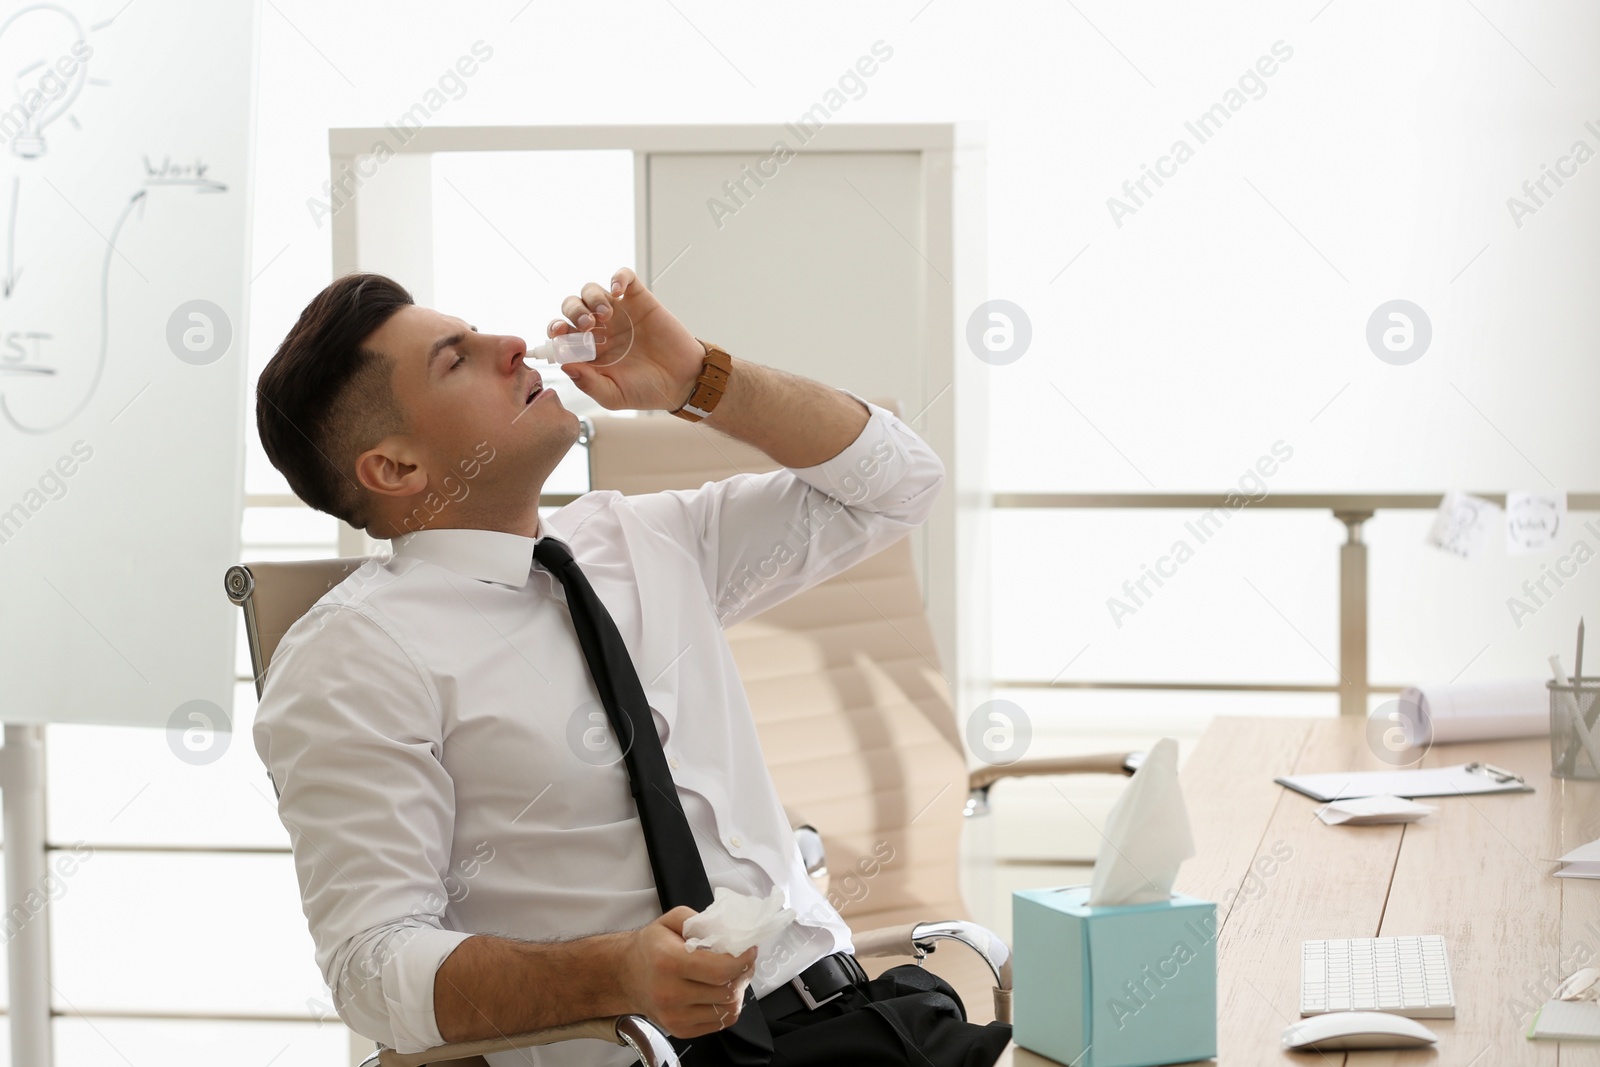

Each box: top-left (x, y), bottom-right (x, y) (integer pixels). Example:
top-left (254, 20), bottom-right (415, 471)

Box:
top-left (1394, 678), bottom-right (1551, 746)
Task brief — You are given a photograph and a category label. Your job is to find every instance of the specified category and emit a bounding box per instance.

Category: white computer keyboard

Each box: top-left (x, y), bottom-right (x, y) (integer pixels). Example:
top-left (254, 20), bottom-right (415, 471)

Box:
top-left (1300, 935), bottom-right (1456, 1018)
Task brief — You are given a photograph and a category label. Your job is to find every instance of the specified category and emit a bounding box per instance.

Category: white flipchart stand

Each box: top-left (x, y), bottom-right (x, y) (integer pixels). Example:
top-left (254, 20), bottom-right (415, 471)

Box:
top-left (0, 2), bottom-right (259, 1062)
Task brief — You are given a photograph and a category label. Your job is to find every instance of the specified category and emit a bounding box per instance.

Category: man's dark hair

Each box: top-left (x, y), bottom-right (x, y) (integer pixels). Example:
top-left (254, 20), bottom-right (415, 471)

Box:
top-left (257, 273), bottom-right (414, 531)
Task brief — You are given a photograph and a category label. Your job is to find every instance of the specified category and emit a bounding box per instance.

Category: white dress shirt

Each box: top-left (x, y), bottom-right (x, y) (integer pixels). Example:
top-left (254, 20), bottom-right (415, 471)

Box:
top-left (253, 393), bottom-right (945, 1064)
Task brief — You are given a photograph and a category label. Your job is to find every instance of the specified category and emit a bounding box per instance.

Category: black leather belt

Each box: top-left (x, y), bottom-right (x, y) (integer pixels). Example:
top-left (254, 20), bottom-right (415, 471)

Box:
top-left (757, 951), bottom-right (869, 1021)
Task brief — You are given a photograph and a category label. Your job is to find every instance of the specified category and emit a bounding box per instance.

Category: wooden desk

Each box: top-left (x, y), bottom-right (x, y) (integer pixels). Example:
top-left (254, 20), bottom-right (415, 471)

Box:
top-left (1012, 715), bottom-right (1600, 1066)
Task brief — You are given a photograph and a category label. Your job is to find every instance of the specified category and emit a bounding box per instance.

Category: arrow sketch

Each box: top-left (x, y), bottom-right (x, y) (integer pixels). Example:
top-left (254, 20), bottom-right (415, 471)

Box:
top-left (1, 186), bottom-right (143, 433)
top-left (4, 174), bottom-right (20, 296)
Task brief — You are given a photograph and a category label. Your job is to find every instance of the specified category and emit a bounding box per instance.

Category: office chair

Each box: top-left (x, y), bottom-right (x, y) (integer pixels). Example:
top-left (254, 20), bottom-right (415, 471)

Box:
top-left (227, 555), bottom-right (681, 1067)
top-left (226, 400), bottom-right (1137, 1065)
top-left (584, 400), bottom-right (1139, 1026)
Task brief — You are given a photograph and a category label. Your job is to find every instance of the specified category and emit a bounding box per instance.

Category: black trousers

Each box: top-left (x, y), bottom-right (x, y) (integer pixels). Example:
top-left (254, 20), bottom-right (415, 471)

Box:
top-left (758, 963), bottom-right (1012, 1067)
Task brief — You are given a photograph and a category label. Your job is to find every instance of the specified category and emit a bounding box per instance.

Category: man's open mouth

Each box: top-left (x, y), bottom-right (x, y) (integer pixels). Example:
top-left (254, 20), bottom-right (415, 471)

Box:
top-left (524, 379), bottom-right (544, 405)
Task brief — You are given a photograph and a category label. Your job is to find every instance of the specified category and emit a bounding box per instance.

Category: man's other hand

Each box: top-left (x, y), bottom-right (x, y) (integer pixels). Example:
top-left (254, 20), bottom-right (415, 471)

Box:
top-left (621, 905), bottom-right (759, 1038)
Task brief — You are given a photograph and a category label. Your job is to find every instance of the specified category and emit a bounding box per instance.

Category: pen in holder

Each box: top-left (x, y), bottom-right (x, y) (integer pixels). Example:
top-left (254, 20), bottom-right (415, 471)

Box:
top-left (1547, 675), bottom-right (1600, 780)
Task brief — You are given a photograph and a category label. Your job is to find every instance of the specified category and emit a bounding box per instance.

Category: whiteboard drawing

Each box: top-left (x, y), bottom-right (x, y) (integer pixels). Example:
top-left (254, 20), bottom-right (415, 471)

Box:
top-left (0, 0), bottom-right (253, 729)
top-left (0, 2), bottom-right (227, 433)
top-left (0, 3), bottom-right (91, 159)
top-left (0, 1), bottom-right (101, 431)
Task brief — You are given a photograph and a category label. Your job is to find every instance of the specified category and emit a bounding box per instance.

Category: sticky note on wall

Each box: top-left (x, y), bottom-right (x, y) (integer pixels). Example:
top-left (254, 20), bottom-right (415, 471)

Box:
top-left (1506, 490), bottom-right (1566, 555)
top-left (1426, 491), bottom-right (1500, 559)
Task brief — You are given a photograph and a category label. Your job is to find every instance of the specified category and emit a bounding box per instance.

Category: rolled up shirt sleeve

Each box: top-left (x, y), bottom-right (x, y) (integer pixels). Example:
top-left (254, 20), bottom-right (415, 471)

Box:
top-left (626, 390), bottom-right (946, 625)
top-left (253, 602), bottom-right (471, 1054)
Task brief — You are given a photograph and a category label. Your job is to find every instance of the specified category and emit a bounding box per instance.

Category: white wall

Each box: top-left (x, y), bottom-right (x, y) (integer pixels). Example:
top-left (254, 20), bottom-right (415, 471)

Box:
top-left (249, 0), bottom-right (1600, 705)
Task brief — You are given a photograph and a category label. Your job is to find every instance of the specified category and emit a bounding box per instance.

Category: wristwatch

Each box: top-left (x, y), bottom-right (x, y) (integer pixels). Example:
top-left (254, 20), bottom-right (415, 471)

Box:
top-left (670, 338), bottom-right (733, 423)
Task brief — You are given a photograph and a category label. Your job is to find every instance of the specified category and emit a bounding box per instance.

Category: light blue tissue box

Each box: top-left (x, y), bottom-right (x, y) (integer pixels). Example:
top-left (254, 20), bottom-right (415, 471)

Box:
top-left (1012, 886), bottom-right (1217, 1067)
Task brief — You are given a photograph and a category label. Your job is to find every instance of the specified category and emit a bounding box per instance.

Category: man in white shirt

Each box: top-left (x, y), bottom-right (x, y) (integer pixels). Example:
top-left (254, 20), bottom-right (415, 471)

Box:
top-left (252, 267), bottom-right (1012, 1066)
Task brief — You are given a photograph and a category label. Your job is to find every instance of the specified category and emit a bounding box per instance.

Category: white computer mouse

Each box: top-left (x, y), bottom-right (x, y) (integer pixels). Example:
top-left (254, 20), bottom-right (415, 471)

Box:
top-left (1282, 1011), bottom-right (1439, 1051)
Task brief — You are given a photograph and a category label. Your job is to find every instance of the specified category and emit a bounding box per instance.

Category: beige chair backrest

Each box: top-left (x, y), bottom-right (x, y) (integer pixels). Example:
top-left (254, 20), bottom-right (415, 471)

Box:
top-left (230, 558), bottom-right (376, 699)
top-left (587, 405), bottom-right (970, 928)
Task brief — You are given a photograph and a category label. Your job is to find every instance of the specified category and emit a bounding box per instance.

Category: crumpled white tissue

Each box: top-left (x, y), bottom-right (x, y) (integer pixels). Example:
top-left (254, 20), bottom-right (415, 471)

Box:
top-left (682, 885), bottom-right (796, 954)
top-left (1087, 737), bottom-right (1195, 906)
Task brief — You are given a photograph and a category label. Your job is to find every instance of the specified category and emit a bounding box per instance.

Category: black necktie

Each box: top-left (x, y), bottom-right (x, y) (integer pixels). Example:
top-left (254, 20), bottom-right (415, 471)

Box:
top-left (532, 535), bottom-right (773, 1066)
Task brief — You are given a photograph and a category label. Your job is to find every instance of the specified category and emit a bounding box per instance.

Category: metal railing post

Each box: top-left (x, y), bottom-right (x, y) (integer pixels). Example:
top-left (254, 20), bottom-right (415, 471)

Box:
top-left (3, 724), bottom-right (53, 1066)
top-left (1334, 510), bottom-right (1372, 718)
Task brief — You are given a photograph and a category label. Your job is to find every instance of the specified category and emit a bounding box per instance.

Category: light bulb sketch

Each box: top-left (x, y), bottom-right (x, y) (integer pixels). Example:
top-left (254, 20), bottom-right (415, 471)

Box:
top-left (0, 3), bottom-right (91, 159)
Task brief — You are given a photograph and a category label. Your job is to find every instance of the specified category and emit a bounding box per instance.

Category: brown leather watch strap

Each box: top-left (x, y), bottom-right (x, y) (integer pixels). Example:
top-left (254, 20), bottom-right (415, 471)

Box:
top-left (670, 339), bottom-right (732, 422)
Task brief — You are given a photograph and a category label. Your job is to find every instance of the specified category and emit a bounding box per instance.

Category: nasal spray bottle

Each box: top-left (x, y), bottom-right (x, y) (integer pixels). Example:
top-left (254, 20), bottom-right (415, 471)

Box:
top-left (526, 331), bottom-right (598, 365)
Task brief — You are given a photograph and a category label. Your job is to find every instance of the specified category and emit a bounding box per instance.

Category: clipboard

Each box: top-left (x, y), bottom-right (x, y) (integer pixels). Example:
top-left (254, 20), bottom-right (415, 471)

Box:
top-left (1275, 761), bottom-right (1535, 802)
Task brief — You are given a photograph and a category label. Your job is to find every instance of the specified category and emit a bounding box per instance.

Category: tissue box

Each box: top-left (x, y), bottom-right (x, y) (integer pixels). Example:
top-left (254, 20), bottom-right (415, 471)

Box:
top-left (1012, 886), bottom-right (1217, 1067)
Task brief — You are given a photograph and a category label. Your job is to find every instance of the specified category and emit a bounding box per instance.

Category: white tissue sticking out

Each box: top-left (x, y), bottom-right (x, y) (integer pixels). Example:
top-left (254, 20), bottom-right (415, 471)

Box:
top-left (1087, 737), bottom-right (1195, 906)
top-left (682, 885), bottom-right (796, 955)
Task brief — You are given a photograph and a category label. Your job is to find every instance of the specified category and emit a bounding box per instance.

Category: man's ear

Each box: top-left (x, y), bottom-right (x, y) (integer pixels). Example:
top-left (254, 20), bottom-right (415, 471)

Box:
top-left (355, 438), bottom-right (428, 499)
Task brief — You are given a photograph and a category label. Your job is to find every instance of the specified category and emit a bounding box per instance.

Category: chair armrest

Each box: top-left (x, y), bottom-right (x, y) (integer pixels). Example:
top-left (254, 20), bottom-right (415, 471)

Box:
top-left (373, 1013), bottom-right (677, 1067)
top-left (966, 751), bottom-right (1141, 816)
top-left (784, 805), bottom-right (830, 896)
top-left (853, 920), bottom-right (1014, 1024)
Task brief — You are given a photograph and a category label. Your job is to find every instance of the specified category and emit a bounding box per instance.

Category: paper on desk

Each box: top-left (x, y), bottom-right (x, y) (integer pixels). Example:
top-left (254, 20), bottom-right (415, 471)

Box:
top-left (681, 885), bottom-right (795, 955)
top-left (1087, 737), bottom-right (1194, 906)
top-left (1315, 794), bottom-right (1437, 825)
top-left (1426, 491), bottom-right (1500, 559)
top-left (1556, 864), bottom-right (1600, 880)
top-left (1558, 839), bottom-right (1600, 863)
top-left (1549, 839), bottom-right (1600, 879)
top-left (1506, 489), bottom-right (1566, 555)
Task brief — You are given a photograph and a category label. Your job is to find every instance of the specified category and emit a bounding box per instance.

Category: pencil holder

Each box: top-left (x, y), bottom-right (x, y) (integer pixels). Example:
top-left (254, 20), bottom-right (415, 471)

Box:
top-left (1548, 676), bottom-right (1600, 780)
